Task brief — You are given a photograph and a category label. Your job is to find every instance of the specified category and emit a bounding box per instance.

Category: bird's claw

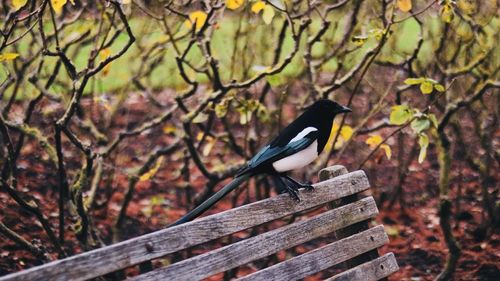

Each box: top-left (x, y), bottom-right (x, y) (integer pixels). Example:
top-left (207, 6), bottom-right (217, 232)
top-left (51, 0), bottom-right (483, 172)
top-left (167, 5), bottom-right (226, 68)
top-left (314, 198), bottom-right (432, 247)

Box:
top-left (283, 184), bottom-right (300, 201)
top-left (284, 176), bottom-right (314, 192)
top-left (303, 184), bottom-right (314, 191)
top-left (287, 188), bottom-right (300, 202)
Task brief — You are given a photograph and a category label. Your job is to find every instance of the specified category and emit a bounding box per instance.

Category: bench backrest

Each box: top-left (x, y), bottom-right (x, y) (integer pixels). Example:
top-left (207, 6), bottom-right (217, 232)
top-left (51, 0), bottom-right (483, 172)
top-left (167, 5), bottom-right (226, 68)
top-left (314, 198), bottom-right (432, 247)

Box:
top-left (0, 167), bottom-right (398, 281)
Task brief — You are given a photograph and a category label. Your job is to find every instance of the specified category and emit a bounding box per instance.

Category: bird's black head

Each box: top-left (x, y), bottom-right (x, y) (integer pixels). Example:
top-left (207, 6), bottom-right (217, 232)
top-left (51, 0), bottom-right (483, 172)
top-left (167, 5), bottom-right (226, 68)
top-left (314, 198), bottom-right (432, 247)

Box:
top-left (308, 99), bottom-right (352, 115)
top-left (301, 99), bottom-right (351, 153)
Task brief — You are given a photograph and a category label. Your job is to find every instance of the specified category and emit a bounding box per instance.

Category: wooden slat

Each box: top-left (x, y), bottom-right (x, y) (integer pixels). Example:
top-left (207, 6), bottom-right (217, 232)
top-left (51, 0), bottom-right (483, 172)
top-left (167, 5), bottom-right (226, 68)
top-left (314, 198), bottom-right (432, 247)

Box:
top-left (236, 225), bottom-right (389, 281)
top-left (326, 253), bottom-right (399, 281)
top-left (320, 167), bottom-right (383, 275)
top-left (132, 197), bottom-right (378, 281)
top-left (319, 165), bottom-right (348, 179)
top-left (0, 171), bottom-right (370, 281)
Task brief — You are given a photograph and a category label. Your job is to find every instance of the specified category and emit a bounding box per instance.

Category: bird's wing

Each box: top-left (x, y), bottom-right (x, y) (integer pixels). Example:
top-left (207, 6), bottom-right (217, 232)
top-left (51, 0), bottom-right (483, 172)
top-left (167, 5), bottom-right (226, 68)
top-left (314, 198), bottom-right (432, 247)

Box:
top-left (238, 130), bottom-right (319, 176)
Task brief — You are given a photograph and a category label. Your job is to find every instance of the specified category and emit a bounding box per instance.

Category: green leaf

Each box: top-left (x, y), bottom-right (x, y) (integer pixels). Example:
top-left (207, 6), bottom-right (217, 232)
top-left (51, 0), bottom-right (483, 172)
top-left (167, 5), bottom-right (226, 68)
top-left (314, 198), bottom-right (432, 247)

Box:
top-left (262, 5), bottom-right (275, 25)
top-left (267, 0), bottom-right (285, 10)
top-left (420, 81), bottom-right (433, 94)
top-left (404, 78), bottom-right (424, 85)
top-left (434, 83), bottom-right (445, 92)
top-left (389, 105), bottom-right (412, 125)
top-left (418, 133), bottom-right (429, 163)
top-left (411, 118), bottom-right (430, 134)
top-left (266, 74), bottom-right (285, 86)
top-left (428, 114), bottom-right (438, 128)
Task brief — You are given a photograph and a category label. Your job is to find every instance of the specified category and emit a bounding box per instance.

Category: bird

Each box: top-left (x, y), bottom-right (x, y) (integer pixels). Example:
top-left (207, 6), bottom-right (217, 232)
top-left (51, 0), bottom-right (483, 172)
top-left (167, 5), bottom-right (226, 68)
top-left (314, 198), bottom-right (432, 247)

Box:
top-left (170, 99), bottom-right (351, 227)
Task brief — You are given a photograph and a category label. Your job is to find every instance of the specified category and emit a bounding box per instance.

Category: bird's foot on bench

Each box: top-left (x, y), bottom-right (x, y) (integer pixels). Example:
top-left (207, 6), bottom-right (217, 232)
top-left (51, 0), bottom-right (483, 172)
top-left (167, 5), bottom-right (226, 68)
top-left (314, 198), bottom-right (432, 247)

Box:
top-left (285, 186), bottom-right (300, 202)
top-left (277, 176), bottom-right (300, 201)
top-left (284, 175), bottom-right (314, 191)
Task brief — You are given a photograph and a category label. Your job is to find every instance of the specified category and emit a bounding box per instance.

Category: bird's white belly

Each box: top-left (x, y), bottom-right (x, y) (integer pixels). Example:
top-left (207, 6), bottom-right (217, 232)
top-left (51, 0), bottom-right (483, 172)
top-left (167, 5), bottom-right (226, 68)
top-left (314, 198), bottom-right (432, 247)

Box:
top-left (272, 140), bottom-right (318, 173)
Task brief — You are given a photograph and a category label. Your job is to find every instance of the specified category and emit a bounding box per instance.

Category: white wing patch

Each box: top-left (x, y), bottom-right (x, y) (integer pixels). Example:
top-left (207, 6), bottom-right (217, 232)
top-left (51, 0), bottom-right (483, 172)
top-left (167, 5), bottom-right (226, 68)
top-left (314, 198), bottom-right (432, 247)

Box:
top-left (289, 127), bottom-right (318, 143)
top-left (272, 140), bottom-right (318, 172)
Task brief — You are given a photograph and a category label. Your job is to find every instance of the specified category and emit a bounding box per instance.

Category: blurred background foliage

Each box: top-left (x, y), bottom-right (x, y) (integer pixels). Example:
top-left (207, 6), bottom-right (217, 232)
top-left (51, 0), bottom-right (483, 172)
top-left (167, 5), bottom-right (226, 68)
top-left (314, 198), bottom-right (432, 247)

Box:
top-left (0, 0), bottom-right (498, 280)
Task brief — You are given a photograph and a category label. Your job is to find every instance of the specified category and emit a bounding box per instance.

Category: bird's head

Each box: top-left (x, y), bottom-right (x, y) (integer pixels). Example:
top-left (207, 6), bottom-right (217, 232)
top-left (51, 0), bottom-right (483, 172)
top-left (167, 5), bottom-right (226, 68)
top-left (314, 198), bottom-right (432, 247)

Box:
top-left (308, 99), bottom-right (352, 116)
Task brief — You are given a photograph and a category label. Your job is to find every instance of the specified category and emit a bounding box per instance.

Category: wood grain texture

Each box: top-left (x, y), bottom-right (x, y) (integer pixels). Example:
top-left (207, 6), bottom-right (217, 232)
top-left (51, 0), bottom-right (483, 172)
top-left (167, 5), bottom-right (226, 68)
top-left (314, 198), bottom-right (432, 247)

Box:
top-left (0, 171), bottom-right (370, 281)
top-left (236, 225), bottom-right (389, 281)
top-left (326, 253), bottom-right (399, 281)
top-left (320, 167), bottom-right (383, 275)
top-left (319, 165), bottom-right (348, 179)
top-left (131, 197), bottom-right (378, 281)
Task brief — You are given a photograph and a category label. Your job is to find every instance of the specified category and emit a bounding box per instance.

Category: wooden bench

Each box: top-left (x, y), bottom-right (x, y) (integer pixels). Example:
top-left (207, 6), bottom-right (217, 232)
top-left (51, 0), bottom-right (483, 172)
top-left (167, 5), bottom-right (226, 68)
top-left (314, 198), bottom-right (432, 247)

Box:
top-left (0, 166), bottom-right (398, 281)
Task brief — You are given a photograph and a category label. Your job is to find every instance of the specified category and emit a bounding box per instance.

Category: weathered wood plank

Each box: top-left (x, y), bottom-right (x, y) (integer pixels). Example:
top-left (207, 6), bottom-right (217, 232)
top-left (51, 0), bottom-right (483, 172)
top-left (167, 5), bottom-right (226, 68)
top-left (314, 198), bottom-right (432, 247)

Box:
top-left (131, 197), bottom-right (378, 281)
top-left (319, 165), bottom-right (348, 179)
top-left (326, 252), bottom-right (399, 281)
top-left (320, 167), bottom-right (383, 276)
top-left (236, 225), bottom-right (388, 281)
top-left (0, 171), bottom-right (369, 281)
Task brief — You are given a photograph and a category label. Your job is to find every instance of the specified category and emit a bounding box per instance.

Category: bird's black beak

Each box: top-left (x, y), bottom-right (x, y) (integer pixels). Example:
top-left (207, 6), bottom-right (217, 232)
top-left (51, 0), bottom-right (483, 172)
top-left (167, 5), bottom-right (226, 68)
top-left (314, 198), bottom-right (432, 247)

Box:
top-left (340, 105), bottom-right (352, 113)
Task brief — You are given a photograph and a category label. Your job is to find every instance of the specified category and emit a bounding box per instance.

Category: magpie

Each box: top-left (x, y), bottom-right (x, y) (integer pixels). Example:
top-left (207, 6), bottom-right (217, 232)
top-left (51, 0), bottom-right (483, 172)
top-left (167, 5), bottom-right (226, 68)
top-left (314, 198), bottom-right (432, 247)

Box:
top-left (170, 99), bottom-right (351, 226)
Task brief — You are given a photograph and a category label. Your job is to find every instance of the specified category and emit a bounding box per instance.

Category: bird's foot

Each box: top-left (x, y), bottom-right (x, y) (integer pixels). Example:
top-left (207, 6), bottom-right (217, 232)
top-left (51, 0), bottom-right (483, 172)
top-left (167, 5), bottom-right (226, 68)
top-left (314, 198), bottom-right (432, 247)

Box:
top-left (277, 176), bottom-right (300, 201)
top-left (285, 176), bottom-right (314, 191)
top-left (303, 184), bottom-right (314, 191)
top-left (285, 186), bottom-right (300, 202)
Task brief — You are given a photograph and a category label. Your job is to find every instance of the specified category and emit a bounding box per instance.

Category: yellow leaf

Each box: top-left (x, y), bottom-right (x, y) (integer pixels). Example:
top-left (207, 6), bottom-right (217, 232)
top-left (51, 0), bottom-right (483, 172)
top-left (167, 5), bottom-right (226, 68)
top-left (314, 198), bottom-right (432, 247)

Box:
top-left (325, 123), bottom-right (352, 151)
top-left (202, 137), bottom-right (216, 156)
top-left (385, 225), bottom-right (399, 236)
top-left (352, 36), bottom-right (368, 46)
top-left (162, 124), bottom-right (177, 135)
top-left (397, 0), bottom-right (412, 12)
top-left (251, 1), bottom-right (266, 13)
top-left (99, 48), bottom-right (111, 76)
top-left (0, 53), bottom-right (20, 62)
top-left (226, 0), bottom-right (245, 10)
top-left (441, 3), bottom-right (454, 23)
top-left (380, 144), bottom-right (392, 160)
top-left (325, 123), bottom-right (339, 152)
top-left (366, 135), bottom-right (391, 160)
top-left (51, 0), bottom-right (67, 14)
top-left (196, 132), bottom-right (204, 141)
top-left (365, 135), bottom-right (383, 147)
top-left (340, 125), bottom-right (353, 141)
top-left (368, 29), bottom-right (385, 41)
top-left (185, 11), bottom-right (208, 31)
top-left (11, 0), bottom-right (27, 10)
top-left (139, 156), bottom-right (164, 181)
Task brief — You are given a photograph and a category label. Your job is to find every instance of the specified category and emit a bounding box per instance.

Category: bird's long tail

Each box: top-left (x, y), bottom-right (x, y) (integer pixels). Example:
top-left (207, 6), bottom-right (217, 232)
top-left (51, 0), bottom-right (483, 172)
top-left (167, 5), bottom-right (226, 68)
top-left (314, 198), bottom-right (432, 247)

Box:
top-left (169, 173), bottom-right (251, 227)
